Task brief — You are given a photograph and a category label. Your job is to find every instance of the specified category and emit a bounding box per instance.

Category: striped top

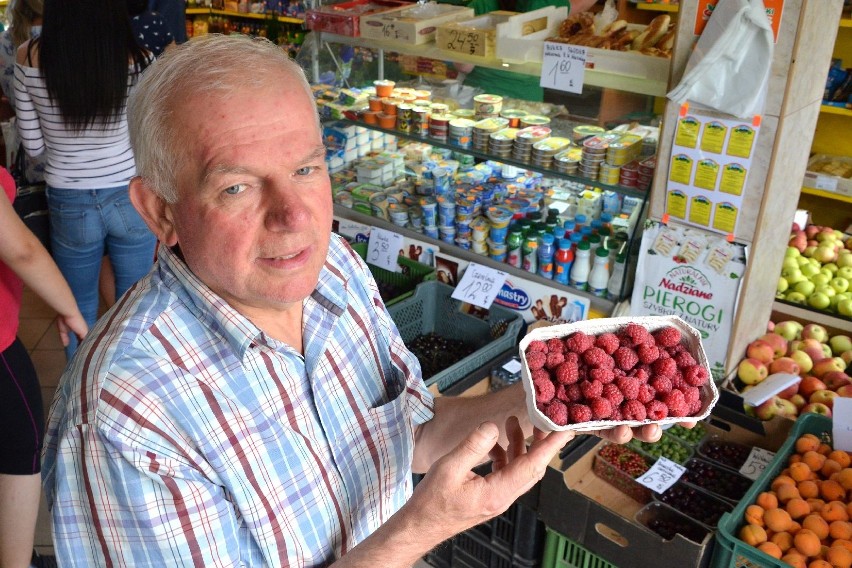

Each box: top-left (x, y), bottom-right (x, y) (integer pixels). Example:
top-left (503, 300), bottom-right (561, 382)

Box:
top-left (42, 235), bottom-right (435, 567)
top-left (13, 62), bottom-right (144, 189)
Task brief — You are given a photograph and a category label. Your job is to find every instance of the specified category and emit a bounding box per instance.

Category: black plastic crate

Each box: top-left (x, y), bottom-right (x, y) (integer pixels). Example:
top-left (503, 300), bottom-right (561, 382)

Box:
top-left (453, 530), bottom-right (538, 568)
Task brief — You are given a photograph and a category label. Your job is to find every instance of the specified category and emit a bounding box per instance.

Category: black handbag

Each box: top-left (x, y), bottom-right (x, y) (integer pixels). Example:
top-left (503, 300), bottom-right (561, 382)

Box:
top-left (10, 143), bottom-right (50, 253)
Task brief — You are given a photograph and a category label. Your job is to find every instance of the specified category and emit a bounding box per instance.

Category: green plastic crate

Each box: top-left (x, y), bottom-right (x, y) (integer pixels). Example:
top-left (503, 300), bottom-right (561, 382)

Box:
top-left (542, 528), bottom-right (617, 568)
top-left (711, 413), bottom-right (833, 568)
top-left (351, 243), bottom-right (435, 306)
top-left (387, 281), bottom-right (523, 391)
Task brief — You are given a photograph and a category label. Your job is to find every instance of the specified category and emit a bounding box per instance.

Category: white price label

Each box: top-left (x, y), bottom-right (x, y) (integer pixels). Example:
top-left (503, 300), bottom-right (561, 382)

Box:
top-left (739, 447), bottom-right (776, 481)
top-left (367, 228), bottom-right (404, 273)
top-left (540, 42), bottom-right (586, 94)
top-left (451, 262), bottom-right (507, 309)
top-left (637, 456), bottom-right (686, 494)
top-left (814, 175), bottom-right (839, 191)
top-left (833, 398), bottom-right (852, 452)
top-left (502, 358), bottom-right (522, 374)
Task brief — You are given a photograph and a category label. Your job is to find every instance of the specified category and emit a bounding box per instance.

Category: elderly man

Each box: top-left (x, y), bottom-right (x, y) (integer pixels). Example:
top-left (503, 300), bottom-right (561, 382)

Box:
top-left (42, 34), bottom-right (661, 567)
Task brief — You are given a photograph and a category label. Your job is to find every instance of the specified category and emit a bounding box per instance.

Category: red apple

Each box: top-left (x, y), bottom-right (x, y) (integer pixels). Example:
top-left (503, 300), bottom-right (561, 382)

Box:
top-left (755, 396), bottom-right (798, 420)
top-left (801, 402), bottom-right (832, 417)
top-left (823, 371), bottom-right (852, 391)
top-left (813, 357), bottom-right (847, 378)
top-left (789, 350), bottom-right (814, 374)
top-left (789, 393), bottom-right (807, 410)
top-left (758, 333), bottom-right (789, 359)
top-left (836, 385), bottom-right (852, 398)
top-left (769, 357), bottom-right (801, 376)
top-left (777, 380), bottom-right (802, 399)
top-left (738, 358), bottom-right (769, 385)
top-left (747, 340), bottom-right (776, 365)
top-left (798, 376), bottom-right (828, 398)
top-left (809, 389), bottom-right (839, 409)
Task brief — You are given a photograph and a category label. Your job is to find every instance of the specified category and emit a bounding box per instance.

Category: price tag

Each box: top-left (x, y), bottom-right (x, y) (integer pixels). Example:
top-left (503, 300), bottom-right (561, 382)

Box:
top-left (741, 373), bottom-right (801, 407)
top-left (739, 447), bottom-right (777, 481)
top-left (833, 398), bottom-right (852, 452)
top-left (502, 358), bottom-right (522, 375)
top-left (444, 29), bottom-right (484, 57)
top-left (367, 228), bottom-right (403, 273)
top-left (636, 456), bottom-right (686, 494)
top-left (814, 175), bottom-right (839, 191)
top-left (451, 262), bottom-right (507, 309)
top-left (540, 42), bottom-right (586, 94)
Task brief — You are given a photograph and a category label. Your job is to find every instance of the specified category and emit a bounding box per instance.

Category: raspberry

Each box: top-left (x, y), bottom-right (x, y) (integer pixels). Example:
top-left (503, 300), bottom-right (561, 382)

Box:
top-left (616, 332), bottom-right (635, 348)
top-left (652, 357), bottom-right (677, 378)
top-left (547, 338), bottom-right (565, 354)
top-left (621, 399), bottom-right (647, 421)
top-left (611, 408), bottom-right (623, 421)
top-left (589, 367), bottom-right (615, 384)
top-left (683, 365), bottom-right (709, 387)
top-left (554, 361), bottom-right (580, 385)
top-left (637, 343), bottom-right (660, 365)
top-left (526, 340), bottom-right (547, 353)
top-left (565, 383), bottom-right (583, 402)
top-left (545, 352), bottom-right (565, 370)
top-left (650, 375), bottom-right (672, 394)
top-left (577, 367), bottom-right (588, 382)
top-left (565, 351), bottom-right (579, 365)
top-left (667, 344), bottom-right (685, 356)
top-left (674, 351), bottom-right (697, 369)
top-left (580, 379), bottom-right (604, 399)
top-left (567, 403), bottom-right (593, 424)
top-left (589, 397), bottom-right (613, 420)
top-left (629, 367), bottom-right (650, 382)
top-left (680, 385), bottom-right (700, 404)
top-left (613, 347), bottom-right (639, 371)
top-left (527, 351), bottom-right (546, 371)
top-left (689, 399), bottom-right (702, 415)
top-left (616, 376), bottom-right (640, 400)
top-left (595, 333), bottom-right (620, 355)
top-left (565, 332), bottom-right (595, 354)
top-left (532, 369), bottom-right (550, 383)
top-left (555, 384), bottom-right (568, 402)
top-left (583, 347), bottom-right (614, 369)
top-left (613, 367), bottom-right (627, 379)
top-left (637, 384), bottom-right (655, 404)
top-left (534, 378), bottom-right (555, 404)
top-left (662, 390), bottom-right (689, 417)
top-left (602, 383), bottom-right (624, 408)
top-left (670, 372), bottom-right (685, 390)
top-left (645, 400), bottom-right (668, 421)
top-left (657, 349), bottom-right (671, 360)
top-left (545, 400), bottom-right (569, 426)
top-left (624, 323), bottom-right (652, 345)
top-left (653, 326), bottom-right (681, 348)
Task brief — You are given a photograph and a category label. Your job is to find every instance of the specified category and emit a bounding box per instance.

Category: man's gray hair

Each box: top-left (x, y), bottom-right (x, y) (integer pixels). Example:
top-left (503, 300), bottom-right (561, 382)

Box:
top-left (127, 34), bottom-right (316, 203)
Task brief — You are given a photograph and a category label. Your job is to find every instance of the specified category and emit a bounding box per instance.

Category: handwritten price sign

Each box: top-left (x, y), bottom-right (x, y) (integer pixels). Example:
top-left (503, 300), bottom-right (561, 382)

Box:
top-left (739, 447), bottom-right (777, 481)
top-left (451, 262), bottom-right (507, 309)
top-left (540, 42), bottom-right (586, 94)
top-left (367, 228), bottom-right (403, 273)
top-left (637, 456), bottom-right (686, 494)
top-left (444, 29), bottom-right (484, 57)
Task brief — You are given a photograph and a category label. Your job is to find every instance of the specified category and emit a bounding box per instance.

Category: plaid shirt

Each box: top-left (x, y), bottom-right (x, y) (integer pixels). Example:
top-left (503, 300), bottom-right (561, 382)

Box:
top-left (42, 236), bottom-right (434, 567)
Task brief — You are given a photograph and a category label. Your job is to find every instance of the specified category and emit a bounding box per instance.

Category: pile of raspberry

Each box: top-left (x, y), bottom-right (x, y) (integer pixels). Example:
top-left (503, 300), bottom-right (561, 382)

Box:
top-left (525, 323), bottom-right (709, 426)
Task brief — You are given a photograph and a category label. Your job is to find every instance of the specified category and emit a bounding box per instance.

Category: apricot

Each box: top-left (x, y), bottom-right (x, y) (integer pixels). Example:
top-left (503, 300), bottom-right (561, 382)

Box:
top-left (848, 501), bottom-right (852, 520)
top-left (807, 560), bottom-right (832, 568)
top-left (778, 483), bottom-right (802, 504)
top-left (757, 491), bottom-right (779, 510)
top-left (834, 540), bottom-right (852, 554)
top-left (740, 523), bottom-right (768, 547)
top-left (772, 531), bottom-right (794, 552)
top-left (803, 514), bottom-right (830, 540)
top-left (799, 480), bottom-right (820, 499)
top-left (765, 508), bottom-right (793, 532)
top-left (822, 459), bottom-right (843, 479)
top-left (794, 529), bottom-right (823, 557)
top-left (820, 479), bottom-right (846, 502)
top-left (782, 551), bottom-right (808, 568)
top-left (746, 504), bottom-right (765, 527)
top-left (790, 455), bottom-right (803, 465)
top-left (818, 443), bottom-right (832, 456)
top-left (793, 461), bottom-right (815, 481)
top-left (788, 498), bottom-right (813, 519)
top-left (791, 521), bottom-right (803, 533)
top-left (831, 521), bottom-right (852, 541)
top-left (806, 498), bottom-right (826, 514)
top-left (826, 546), bottom-right (852, 568)
top-left (758, 541), bottom-right (783, 559)
top-left (822, 501), bottom-right (850, 522)
top-left (773, 475), bottom-right (798, 491)
top-left (837, 468), bottom-right (852, 491)
top-left (828, 450), bottom-right (851, 469)
top-left (797, 434), bottom-right (822, 454)
top-left (803, 451), bottom-right (827, 473)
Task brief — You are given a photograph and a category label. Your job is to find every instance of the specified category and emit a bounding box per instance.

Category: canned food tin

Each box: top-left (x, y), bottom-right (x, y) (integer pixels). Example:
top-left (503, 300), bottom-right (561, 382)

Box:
top-left (520, 114), bottom-right (550, 127)
top-left (500, 109), bottom-right (527, 127)
top-left (473, 94), bottom-right (503, 117)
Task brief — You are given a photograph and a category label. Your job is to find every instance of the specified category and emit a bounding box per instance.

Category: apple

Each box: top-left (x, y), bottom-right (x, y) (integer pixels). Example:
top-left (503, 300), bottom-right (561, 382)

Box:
top-left (802, 324), bottom-right (830, 343)
top-left (769, 357), bottom-right (801, 376)
top-left (799, 376), bottom-right (828, 398)
top-left (823, 371), bottom-right (851, 391)
top-left (781, 267), bottom-right (805, 285)
top-left (746, 340), bottom-right (776, 364)
top-left (808, 292), bottom-right (831, 310)
top-left (806, 225), bottom-right (821, 239)
top-left (800, 263), bottom-right (820, 279)
top-left (755, 396), bottom-right (798, 420)
top-left (794, 280), bottom-right (816, 297)
top-left (758, 333), bottom-right (788, 359)
top-left (815, 285), bottom-right (837, 298)
top-left (777, 379), bottom-right (802, 399)
top-left (842, 350), bottom-right (852, 366)
top-left (839, 298), bottom-right (852, 317)
top-left (775, 321), bottom-right (803, 342)
top-left (777, 277), bottom-right (789, 295)
top-left (789, 394), bottom-right (807, 410)
top-left (738, 358), bottom-right (769, 385)
top-left (829, 335), bottom-right (852, 355)
top-left (798, 338), bottom-right (829, 364)
top-left (838, 259), bottom-right (852, 273)
top-left (813, 357), bottom-right (848, 378)
top-left (837, 384), bottom-right (852, 398)
top-left (789, 350), bottom-right (814, 374)
top-left (785, 291), bottom-right (807, 304)
top-left (813, 245), bottom-right (838, 264)
top-left (801, 402), bottom-right (832, 417)
top-left (831, 277), bottom-right (849, 295)
top-left (809, 389), bottom-right (838, 409)
top-left (766, 321), bottom-right (775, 333)
top-left (823, 263), bottom-right (840, 275)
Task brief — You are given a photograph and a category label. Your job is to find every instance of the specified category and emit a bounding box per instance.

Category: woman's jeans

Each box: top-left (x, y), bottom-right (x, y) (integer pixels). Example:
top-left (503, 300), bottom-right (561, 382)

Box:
top-left (47, 186), bottom-right (156, 359)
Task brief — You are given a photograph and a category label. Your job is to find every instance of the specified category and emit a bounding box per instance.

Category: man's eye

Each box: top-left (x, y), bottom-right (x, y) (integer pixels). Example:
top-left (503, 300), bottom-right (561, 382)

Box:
top-left (223, 184), bottom-right (246, 195)
top-left (295, 166), bottom-right (315, 176)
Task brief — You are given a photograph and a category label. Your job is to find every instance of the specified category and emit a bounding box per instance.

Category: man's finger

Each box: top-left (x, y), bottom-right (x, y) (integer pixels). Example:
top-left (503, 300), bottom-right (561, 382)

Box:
top-left (440, 422), bottom-right (501, 482)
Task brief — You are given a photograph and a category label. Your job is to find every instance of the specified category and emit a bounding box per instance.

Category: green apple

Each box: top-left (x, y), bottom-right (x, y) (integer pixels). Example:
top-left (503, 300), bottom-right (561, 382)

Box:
top-left (785, 246), bottom-right (801, 258)
top-left (816, 284), bottom-right (837, 298)
top-left (782, 256), bottom-right (800, 271)
top-left (797, 256), bottom-right (812, 267)
top-left (794, 280), bottom-right (816, 296)
top-left (785, 291), bottom-right (807, 304)
top-left (808, 292), bottom-right (831, 310)
top-left (811, 273), bottom-right (832, 287)
top-left (800, 263), bottom-right (820, 278)
top-left (820, 268), bottom-right (835, 279)
top-left (840, 298), bottom-right (852, 317)
top-left (777, 277), bottom-right (789, 294)
top-left (838, 266), bottom-right (852, 280)
top-left (831, 277), bottom-right (849, 294)
top-left (823, 262), bottom-right (839, 274)
top-left (781, 266), bottom-right (805, 284)
top-left (837, 252), bottom-right (852, 269)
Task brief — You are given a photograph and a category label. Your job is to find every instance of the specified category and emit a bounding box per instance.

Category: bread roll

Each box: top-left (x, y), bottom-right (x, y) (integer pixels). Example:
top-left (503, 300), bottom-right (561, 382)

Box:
top-left (631, 14), bottom-right (670, 51)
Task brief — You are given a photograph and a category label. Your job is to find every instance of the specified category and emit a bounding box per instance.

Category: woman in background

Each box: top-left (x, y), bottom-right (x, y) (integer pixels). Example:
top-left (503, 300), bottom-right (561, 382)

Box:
top-left (14, 0), bottom-right (156, 358)
top-left (0, 165), bottom-right (86, 568)
top-left (128, 0), bottom-right (174, 57)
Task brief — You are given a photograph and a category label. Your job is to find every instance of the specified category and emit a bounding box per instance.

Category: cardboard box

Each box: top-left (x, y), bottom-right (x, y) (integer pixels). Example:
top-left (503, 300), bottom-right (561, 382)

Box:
top-left (305, 0), bottom-right (408, 37)
top-left (802, 153), bottom-right (852, 197)
top-left (360, 2), bottom-right (474, 45)
top-left (494, 6), bottom-right (567, 63)
top-left (583, 43), bottom-right (670, 84)
top-left (435, 11), bottom-right (516, 58)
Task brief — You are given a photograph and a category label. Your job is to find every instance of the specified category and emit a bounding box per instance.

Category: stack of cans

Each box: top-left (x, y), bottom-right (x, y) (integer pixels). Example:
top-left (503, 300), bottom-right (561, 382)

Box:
top-left (429, 113), bottom-right (451, 141)
top-left (554, 147), bottom-right (582, 175)
top-left (579, 136), bottom-right (608, 180)
top-left (619, 160), bottom-right (640, 188)
top-left (500, 109), bottom-right (527, 127)
top-left (472, 117), bottom-right (509, 153)
top-left (531, 137), bottom-right (571, 170)
top-left (637, 156), bottom-right (656, 190)
top-left (519, 114), bottom-right (550, 128)
top-left (488, 128), bottom-right (518, 159)
top-left (448, 118), bottom-right (475, 149)
top-left (473, 94), bottom-right (503, 119)
top-left (572, 124), bottom-right (604, 144)
top-left (513, 126), bottom-right (551, 162)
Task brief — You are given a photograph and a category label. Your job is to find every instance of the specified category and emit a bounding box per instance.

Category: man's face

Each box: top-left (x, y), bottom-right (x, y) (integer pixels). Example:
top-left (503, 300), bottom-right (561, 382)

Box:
top-left (163, 72), bottom-right (332, 318)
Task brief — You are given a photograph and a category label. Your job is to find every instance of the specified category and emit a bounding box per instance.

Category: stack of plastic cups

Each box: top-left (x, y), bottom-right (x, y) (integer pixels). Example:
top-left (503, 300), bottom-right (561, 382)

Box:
top-left (388, 202), bottom-right (409, 228)
top-left (486, 205), bottom-right (512, 263)
top-left (408, 205), bottom-right (423, 232)
top-left (412, 105), bottom-right (430, 137)
top-left (436, 195), bottom-right (455, 242)
top-left (471, 216), bottom-right (489, 256)
top-left (513, 126), bottom-right (551, 163)
top-left (420, 196), bottom-right (437, 237)
top-left (454, 194), bottom-right (476, 250)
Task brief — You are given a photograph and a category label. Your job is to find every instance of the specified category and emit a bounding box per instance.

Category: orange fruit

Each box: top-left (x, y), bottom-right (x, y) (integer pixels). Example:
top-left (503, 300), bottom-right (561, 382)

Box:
top-left (758, 541), bottom-right (783, 559)
top-left (822, 501), bottom-right (850, 522)
top-left (783, 551), bottom-right (808, 568)
top-left (802, 514), bottom-right (830, 540)
top-left (818, 443), bottom-right (832, 456)
top-left (834, 540), bottom-right (852, 554)
top-left (831, 521), bottom-right (852, 541)
top-left (772, 531), bottom-right (794, 552)
top-left (826, 546), bottom-right (852, 568)
top-left (821, 480), bottom-right (846, 502)
top-left (773, 475), bottom-right (798, 491)
top-left (828, 450), bottom-right (851, 469)
top-left (787, 499), bottom-right (812, 520)
top-left (740, 523), bottom-right (768, 547)
top-left (848, 501), bottom-right (852, 520)
top-left (795, 529), bottom-right (823, 557)
top-left (757, 491), bottom-right (779, 510)
top-left (791, 521), bottom-right (803, 533)
top-left (806, 498), bottom-right (826, 514)
top-left (791, 455), bottom-right (803, 465)
top-left (822, 459), bottom-right (843, 479)
top-left (746, 504), bottom-right (765, 527)
top-left (797, 434), bottom-right (822, 454)
top-left (804, 451), bottom-right (827, 473)
top-left (799, 480), bottom-right (820, 499)
top-left (837, 469), bottom-right (852, 491)
top-left (807, 560), bottom-right (832, 568)
top-left (793, 461), bottom-right (815, 481)
top-left (765, 508), bottom-right (793, 532)
top-left (779, 483), bottom-right (802, 504)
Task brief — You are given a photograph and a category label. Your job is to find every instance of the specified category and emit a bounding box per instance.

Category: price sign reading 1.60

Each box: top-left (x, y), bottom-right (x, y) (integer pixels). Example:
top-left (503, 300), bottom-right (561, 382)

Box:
top-left (451, 262), bottom-right (507, 309)
top-left (540, 41), bottom-right (586, 94)
top-left (367, 228), bottom-right (403, 273)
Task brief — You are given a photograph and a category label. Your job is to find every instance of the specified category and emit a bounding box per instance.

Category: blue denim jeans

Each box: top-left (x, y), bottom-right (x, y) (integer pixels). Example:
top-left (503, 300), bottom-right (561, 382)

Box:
top-left (47, 186), bottom-right (156, 359)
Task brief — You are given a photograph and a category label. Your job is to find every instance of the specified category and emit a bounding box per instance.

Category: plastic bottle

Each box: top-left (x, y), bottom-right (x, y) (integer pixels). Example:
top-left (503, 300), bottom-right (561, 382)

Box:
top-left (554, 238), bottom-right (574, 285)
top-left (562, 220), bottom-right (576, 236)
top-left (575, 214), bottom-right (588, 231)
top-left (522, 235), bottom-right (538, 274)
top-left (537, 234), bottom-right (555, 279)
top-left (569, 241), bottom-right (591, 291)
top-left (506, 229), bottom-right (523, 268)
top-left (569, 232), bottom-right (583, 251)
top-left (588, 234), bottom-right (602, 255)
top-left (607, 247), bottom-right (629, 301)
top-left (588, 247), bottom-right (611, 297)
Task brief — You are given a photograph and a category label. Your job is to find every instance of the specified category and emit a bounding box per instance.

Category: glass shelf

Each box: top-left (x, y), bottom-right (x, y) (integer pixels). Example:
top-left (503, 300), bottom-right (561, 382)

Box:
top-left (186, 7), bottom-right (303, 24)
top-left (329, 117), bottom-right (651, 200)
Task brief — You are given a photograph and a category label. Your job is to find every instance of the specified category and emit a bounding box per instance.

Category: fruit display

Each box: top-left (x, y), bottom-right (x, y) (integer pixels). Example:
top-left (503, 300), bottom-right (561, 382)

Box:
top-left (629, 432), bottom-right (692, 465)
top-left (736, 322), bottom-right (851, 421)
top-left (666, 422), bottom-right (707, 446)
top-left (594, 443), bottom-right (653, 504)
top-left (682, 458), bottom-right (753, 502)
top-left (698, 438), bottom-right (754, 471)
top-left (407, 333), bottom-right (476, 380)
top-left (523, 322), bottom-right (712, 427)
top-left (655, 481), bottom-right (734, 529)
top-left (636, 502), bottom-right (711, 544)
top-left (779, 223), bottom-right (852, 317)
top-left (735, 430), bottom-right (852, 567)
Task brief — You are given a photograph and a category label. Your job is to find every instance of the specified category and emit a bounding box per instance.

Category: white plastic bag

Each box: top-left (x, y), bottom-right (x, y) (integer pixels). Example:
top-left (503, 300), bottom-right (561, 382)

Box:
top-left (667, 0), bottom-right (774, 119)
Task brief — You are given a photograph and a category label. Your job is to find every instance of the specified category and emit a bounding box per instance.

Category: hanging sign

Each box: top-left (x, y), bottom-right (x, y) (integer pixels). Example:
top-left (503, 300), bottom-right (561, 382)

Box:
top-left (540, 42), bottom-right (586, 94)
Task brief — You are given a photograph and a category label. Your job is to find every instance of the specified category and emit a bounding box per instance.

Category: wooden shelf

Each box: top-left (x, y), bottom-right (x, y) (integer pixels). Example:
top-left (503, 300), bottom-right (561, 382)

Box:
top-left (634, 2), bottom-right (679, 13)
top-left (840, 17), bottom-right (852, 28)
top-left (800, 186), bottom-right (852, 204)
top-left (186, 7), bottom-right (303, 24)
top-left (820, 104), bottom-right (852, 117)
top-left (772, 300), bottom-right (852, 333)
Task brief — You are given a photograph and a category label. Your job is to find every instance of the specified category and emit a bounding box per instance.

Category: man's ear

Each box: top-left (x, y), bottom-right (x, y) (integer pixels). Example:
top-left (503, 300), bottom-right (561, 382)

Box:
top-left (129, 176), bottom-right (178, 247)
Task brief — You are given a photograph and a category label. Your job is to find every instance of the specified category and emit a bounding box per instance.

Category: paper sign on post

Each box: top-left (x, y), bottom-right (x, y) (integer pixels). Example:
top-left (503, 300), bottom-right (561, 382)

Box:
top-left (739, 447), bottom-right (776, 481)
top-left (367, 228), bottom-right (404, 273)
top-left (833, 398), bottom-right (852, 452)
top-left (636, 456), bottom-right (686, 494)
top-left (540, 42), bottom-right (586, 94)
top-left (451, 262), bottom-right (507, 309)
